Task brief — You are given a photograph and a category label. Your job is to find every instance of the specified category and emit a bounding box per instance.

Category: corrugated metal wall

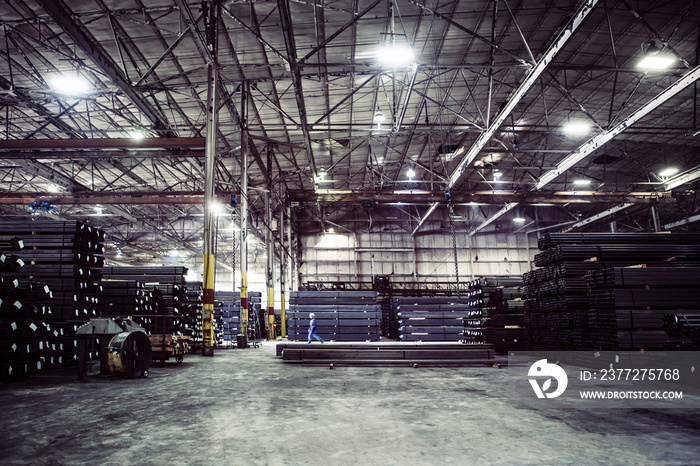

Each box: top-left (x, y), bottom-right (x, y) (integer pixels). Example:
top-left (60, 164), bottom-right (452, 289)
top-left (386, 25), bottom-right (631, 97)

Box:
top-left (299, 230), bottom-right (536, 284)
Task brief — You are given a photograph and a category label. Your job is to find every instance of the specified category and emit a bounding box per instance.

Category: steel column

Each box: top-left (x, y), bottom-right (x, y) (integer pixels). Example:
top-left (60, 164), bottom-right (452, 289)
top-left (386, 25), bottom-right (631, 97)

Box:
top-left (266, 191), bottom-right (276, 340)
top-left (240, 133), bottom-right (250, 344)
top-left (201, 63), bottom-right (218, 357)
top-left (279, 207), bottom-right (287, 338)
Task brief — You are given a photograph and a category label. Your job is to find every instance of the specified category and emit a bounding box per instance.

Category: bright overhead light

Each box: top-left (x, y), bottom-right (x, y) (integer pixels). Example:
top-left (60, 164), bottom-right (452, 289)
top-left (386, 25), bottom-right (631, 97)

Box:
top-left (513, 216), bottom-right (526, 223)
top-left (659, 167), bottom-right (679, 178)
top-left (638, 56), bottom-right (675, 70)
top-left (130, 129), bottom-right (146, 140)
top-left (493, 169), bottom-right (502, 178)
top-left (407, 168), bottom-right (416, 179)
top-left (327, 228), bottom-right (335, 234)
top-left (638, 40), bottom-right (675, 70)
top-left (47, 184), bottom-right (60, 193)
top-left (378, 43), bottom-right (415, 67)
top-left (573, 179), bottom-right (591, 186)
top-left (374, 110), bottom-right (386, 122)
top-left (50, 74), bottom-right (91, 96)
top-left (562, 122), bottom-right (590, 136)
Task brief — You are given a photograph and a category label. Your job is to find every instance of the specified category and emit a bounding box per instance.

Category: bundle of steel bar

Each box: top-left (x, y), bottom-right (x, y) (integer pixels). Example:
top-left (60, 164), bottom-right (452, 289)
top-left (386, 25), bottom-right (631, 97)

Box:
top-left (525, 234), bottom-right (700, 351)
top-left (0, 221), bottom-right (106, 375)
top-left (480, 280), bottom-right (527, 354)
top-left (287, 291), bottom-right (380, 342)
top-left (0, 255), bottom-right (82, 382)
top-left (276, 341), bottom-right (497, 366)
top-left (388, 296), bottom-right (478, 343)
top-left (101, 267), bottom-right (188, 285)
top-left (0, 220), bottom-right (105, 241)
top-left (0, 237), bottom-right (23, 251)
top-left (0, 236), bottom-right (105, 254)
top-left (100, 267), bottom-right (189, 334)
top-left (535, 244), bottom-right (700, 267)
top-left (96, 280), bottom-right (156, 329)
top-left (663, 313), bottom-right (700, 349)
top-left (0, 254), bottom-right (25, 273)
top-left (213, 291), bottom-right (241, 347)
top-left (181, 284), bottom-right (202, 350)
top-left (584, 266), bottom-right (700, 350)
top-left (538, 232), bottom-right (700, 250)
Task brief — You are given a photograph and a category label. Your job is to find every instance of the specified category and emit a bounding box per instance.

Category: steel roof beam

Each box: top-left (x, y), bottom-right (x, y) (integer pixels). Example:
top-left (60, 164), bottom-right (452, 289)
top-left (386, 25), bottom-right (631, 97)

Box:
top-left (287, 189), bottom-right (667, 205)
top-left (411, 0), bottom-right (599, 235)
top-left (0, 137), bottom-right (204, 150)
top-left (558, 204), bottom-right (634, 233)
top-left (277, 0), bottom-right (318, 177)
top-left (35, 0), bottom-right (176, 137)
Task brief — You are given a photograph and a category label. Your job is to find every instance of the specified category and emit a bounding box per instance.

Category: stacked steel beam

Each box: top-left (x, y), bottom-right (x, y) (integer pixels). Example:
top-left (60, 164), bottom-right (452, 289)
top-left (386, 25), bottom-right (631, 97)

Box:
top-left (391, 296), bottom-right (478, 342)
top-left (214, 291), bottom-right (241, 347)
top-left (287, 291), bottom-right (380, 342)
top-left (0, 254), bottom-right (51, 382)
top-left (469, 277), bottom-right (526, 354)
top-left (97, 280), bottom-right (156, 329)
top-left (100, 267), bottom-right (188, 335)
top-left (182, 284), bottom-right (202, 349)
top-left (525, 233), bottom-right (700, 350)
top-left (0, 221), bottom-right (105, 379)
top-left (663, 313), bottom-right (700, 349)
top-left (585, 267), bottom-right (700, 350)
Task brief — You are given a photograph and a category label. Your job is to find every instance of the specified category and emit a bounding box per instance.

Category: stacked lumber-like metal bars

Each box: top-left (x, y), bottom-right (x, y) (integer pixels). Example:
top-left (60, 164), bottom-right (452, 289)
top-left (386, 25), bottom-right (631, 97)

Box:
top-left (663, 313), bottom-right (700, 349)
top-left (524, 232), bottom-right (700, 350)
top-left (585, 267), bottom-right (700, 350)
top-left (0, 221), bottom-right (105, 381)
top-left (214, 291), bottom-right (241, 347)
top-left (287, 291), bottom-right (380, 342)
top-left (100, 267), bottom-right (188, 336)
top-left (467, 277), bottom-right (526, 354)
top-left (182, 284), bottom-right (203, 349)
top-left (392, 296), bottom-right (477, 342)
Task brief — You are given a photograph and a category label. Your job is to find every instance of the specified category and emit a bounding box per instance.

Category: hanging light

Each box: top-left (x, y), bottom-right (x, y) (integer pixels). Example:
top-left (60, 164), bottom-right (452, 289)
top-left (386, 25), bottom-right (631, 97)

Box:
top-left (377, 43), bottom-right (415, 67)
top-left (374, 109), bottom-right (386, 122)
top-left (638, 40), bottom-right (675, 70)
top-left (49, 73), bottom-right (92, 96)
top-left (407, 167), bottom-right (416, 179)
top-left (562, 122), bottom-right (590, 136)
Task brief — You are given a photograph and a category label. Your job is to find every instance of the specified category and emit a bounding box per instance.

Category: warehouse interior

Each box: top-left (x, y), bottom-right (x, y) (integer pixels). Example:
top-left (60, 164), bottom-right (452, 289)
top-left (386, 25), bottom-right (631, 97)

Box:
top-left (1, 0), bottom-right (700, 464)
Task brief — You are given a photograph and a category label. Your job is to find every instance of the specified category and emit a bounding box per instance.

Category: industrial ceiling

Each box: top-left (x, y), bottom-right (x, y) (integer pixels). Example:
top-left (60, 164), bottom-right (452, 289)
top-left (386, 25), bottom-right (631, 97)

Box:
top-left (1, 0), bottom-right (700, 268)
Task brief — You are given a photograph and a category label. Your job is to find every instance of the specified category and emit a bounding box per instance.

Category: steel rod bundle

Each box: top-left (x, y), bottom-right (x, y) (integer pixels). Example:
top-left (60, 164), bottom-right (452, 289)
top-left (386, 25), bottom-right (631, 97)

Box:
top-left (213, 291), bottom-right (241, 347)
top-left (525, 233), bottom-right (700, 351)
top-left (538, 232), bottom-right (700, 250)
top-left (0, 220), bottom-right (107, 381)
top-left (535, 244), bottom-right (700, 267)
top-left (663, 313), bottom-right (700, 349)
top-left (287, 291), bottom-right (380, 342)
top-left (277, 341), bottom-right (497, 366)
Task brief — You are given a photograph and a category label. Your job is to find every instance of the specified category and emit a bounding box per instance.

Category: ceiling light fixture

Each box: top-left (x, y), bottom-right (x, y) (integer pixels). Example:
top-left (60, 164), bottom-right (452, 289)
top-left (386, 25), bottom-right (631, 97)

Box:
top-left (377, 43), bottom-right (415, 67)
top-left (493, 169), bottom-right (502, 178)
top-left (659, 167), bottom-right (679, 179)
top-left (50, 73), bottom-right (91, 96)
top-left (562, 122), bottom-right (590, 136)
top-left (374, 109), bottom-right (386, 122)
top-left (407, 167), bottom-right (416, 179)
top-left (573, 179), bottom-right (591, 186)
top-left (637, 40), bottom-right (675, 70)
top-left (130, 129), bottom-right (146, 140)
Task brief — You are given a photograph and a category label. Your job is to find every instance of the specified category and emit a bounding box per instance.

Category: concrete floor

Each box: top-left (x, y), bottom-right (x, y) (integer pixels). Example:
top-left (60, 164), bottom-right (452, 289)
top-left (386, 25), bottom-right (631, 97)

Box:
top-left (1, 342), bottom-right (699, 465)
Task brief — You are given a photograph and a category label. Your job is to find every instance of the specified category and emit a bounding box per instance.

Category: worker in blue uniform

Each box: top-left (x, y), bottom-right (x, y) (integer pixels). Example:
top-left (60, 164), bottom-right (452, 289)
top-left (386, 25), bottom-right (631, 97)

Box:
top-left (308, 313), bottom-right (324, 344)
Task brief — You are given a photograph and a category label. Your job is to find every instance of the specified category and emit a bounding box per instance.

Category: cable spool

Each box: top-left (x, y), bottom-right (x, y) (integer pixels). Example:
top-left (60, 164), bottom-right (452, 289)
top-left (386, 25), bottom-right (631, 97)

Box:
top-left (106, 331), bottom-right (152, 378)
